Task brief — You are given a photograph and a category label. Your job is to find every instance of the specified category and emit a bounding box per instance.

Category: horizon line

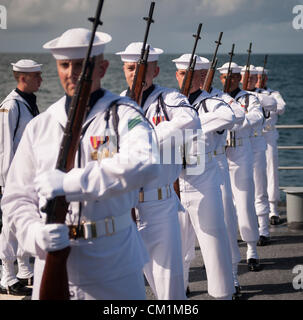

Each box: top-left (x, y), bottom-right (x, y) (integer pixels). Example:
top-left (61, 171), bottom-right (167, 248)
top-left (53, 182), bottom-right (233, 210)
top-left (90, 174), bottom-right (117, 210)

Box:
top-left (0, 51), bottom-right (302, 55)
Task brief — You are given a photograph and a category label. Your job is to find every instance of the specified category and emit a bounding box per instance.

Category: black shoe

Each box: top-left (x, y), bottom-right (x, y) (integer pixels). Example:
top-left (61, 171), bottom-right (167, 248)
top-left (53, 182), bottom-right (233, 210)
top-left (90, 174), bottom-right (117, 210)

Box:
top-left (270, 216), bottom-right (280, 225)
top-left (257, 235), bottom-right (270, 246)
top-left (247, 258), bottom-right (262, 272)
top-left (232, 286), bottom-right (242, 300)
top-left (186, 286), bottom-right (191, 297)
top-left (0, 281), bottom-right (32, 296)
top-left (17, 276), bottom-right (34, 286)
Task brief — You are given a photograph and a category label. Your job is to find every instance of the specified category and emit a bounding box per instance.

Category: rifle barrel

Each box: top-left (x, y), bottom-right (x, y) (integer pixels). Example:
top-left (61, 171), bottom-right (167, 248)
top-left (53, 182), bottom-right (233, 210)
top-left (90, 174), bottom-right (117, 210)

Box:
top-left (141, 2), bottom-right (155, 59)
top-left (210, 31), bottom-right (223, 67)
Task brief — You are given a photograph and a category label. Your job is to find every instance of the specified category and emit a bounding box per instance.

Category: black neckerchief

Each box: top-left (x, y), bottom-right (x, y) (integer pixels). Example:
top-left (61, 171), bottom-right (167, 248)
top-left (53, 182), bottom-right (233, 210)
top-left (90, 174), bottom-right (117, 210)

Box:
top-left (229, 87), bottom-right (241, 99)
top-left (125, 84), bottom-right (155, 108)
top-left (189, 89), bottom-right (202, 105)
top-left (65, 88), bottom-right (105, 116)
top-left (141, 84), bottom-right (155, 108)
top-left (15, 88), bottom-right (39, 117)
top-left (125, 87), bottom-right (131, 98)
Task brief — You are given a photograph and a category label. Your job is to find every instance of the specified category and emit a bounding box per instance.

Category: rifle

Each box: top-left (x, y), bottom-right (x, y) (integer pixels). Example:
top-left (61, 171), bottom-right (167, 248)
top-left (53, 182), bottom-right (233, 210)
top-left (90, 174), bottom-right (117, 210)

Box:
top-left (241, 42), bottom-right (252, 91)
top-left (39, 0), bottom-right (105, 300)
top-left (129, 2), bottom-right (155, 222)
top-left (174, 23), bottom-right (202, 199)
top-left (130, 1), bottom-right (155, 105)
top-left (224, 44), bottom-right (236, 147)
top-left (260, 54), bottom-right (270, 119)
top-left (203, 31), bottom-right (223, 93)
top-left (223, 43), bottom-right (235, 93)
top-left (260, 54), bottom-right (268, 89)
top-left (180, 23), bottom-right (202, 96)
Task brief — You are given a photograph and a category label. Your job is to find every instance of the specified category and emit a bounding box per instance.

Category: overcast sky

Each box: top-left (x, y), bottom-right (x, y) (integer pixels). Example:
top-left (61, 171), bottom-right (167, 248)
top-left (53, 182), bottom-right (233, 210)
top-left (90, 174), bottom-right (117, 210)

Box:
top-left (1, 0), bottom-right (303, 54)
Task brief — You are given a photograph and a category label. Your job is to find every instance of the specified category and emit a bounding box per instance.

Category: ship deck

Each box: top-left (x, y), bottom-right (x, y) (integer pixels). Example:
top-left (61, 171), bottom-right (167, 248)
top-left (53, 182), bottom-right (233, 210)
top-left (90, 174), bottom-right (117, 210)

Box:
top-left (1, 203), bottom-right (302, 301)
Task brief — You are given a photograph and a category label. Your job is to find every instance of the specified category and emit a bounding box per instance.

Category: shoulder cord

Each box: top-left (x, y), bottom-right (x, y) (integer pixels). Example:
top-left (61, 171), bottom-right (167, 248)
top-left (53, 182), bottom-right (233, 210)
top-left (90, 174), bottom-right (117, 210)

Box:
top-left (74, 99), bottom-right (155, 235)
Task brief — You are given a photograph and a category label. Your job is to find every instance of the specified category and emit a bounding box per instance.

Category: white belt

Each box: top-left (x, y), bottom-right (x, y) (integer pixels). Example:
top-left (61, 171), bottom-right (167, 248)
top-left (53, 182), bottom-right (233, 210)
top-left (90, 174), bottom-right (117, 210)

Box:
top-left (213, 146), bottom-right (226, 156)
top-left (139, 184), bottom-right (172, 202)
top-left (68, 212), bottom-right (132, 239)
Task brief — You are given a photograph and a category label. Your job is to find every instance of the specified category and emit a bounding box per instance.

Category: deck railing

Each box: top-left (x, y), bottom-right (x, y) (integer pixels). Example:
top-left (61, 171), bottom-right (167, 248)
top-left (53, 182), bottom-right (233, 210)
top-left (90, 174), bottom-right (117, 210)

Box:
top-left (276, 125), bottom-right (303, 189)
top-left (276, 125), bottom-right (303, 170)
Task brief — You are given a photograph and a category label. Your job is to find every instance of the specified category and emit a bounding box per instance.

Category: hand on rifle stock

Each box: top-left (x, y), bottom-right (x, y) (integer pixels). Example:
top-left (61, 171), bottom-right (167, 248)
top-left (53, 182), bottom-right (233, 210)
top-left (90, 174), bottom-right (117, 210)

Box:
top-left (35, 223), bottom-right (70, 252)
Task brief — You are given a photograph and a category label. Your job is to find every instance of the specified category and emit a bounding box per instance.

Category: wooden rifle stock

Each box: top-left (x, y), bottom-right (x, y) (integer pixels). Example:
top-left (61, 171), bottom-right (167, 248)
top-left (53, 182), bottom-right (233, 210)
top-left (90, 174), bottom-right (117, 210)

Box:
top-left (39, 0), bottom-right (105, 300)
top-left (242, 71), bottom-right (249, 91)
top-left (242, 42), bottom-right (252, 91)
top-left (130, 1), bottom-right (155, 104)
top-left (180, 58), bottom-right (196, 97)
top-left (203, 60), bottom-right (217, 93)
top-left (260, 54), bottom-right (268, 89)
top-left (130, 46), bottom-right (150, 105)
top-left (203, 32), bottom-right (223, 93)
top-left (223, 43), bottom-right (235, 93)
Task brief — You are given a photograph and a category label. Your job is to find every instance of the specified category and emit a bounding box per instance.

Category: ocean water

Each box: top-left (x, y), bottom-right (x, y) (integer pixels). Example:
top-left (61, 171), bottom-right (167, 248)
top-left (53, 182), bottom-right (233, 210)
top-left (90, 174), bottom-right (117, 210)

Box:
top-left (1, 53), bottom-right (303, 200)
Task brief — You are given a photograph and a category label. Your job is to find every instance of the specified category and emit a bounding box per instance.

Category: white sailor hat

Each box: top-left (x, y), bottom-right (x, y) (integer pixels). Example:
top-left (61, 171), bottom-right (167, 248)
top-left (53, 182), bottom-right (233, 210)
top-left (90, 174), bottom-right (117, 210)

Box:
top-left (241, 64), bottom-right (258, 75)
top-left (217, 62), bottom-right (242, 74)
top-left (172, 54), bottom-right (210, 70)
top-left (115, 42), bottom-right (163, 62)
top-left (43, 28), bottom-right (112, 60)
top-left (255, 66), bottom-right (269, 75)
top-left (11, 59), bottom-right (42, 72)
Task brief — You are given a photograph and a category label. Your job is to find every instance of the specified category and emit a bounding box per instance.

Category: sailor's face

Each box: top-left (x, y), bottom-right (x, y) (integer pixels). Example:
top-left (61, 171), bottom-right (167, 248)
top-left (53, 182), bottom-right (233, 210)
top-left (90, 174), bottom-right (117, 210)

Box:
top-left (241, 73), bottom-right (258, 90)
top-left (123, 61), bottom-right (159, 91)
top-left (220, 73), bottom-right (241, 92)
top-left (199, 69), bottom-right (209, 88)
top-left (123, 62), bottom-right (137, 90)
top-left (56, 59), bottom-right (83, 97)
top-left (175, 69), bottom-right (203, 93)
top-left (256, 74), bottom-right (268, 88)
top-left (24, 72), bottom-right (42, 93)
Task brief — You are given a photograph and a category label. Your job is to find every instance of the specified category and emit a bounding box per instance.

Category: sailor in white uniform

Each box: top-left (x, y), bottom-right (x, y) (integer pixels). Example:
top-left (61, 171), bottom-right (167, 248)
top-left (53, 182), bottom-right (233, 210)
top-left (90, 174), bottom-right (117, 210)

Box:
top-left (255, 66), bottom-right (286, 225)
top-left (173, 54), bottom-right (235, 300)
top-left (116, 43), bottom-right (200, 300)
top-left (0, 59), bottom-right (42, 295)
top-left (1, 28), bottom-right (160, 300)
top-left (217, 62), bottom-right (262, 272)
top-left (241, 65), bottom-right (277, 245)
top-left (202, 59), bottom-right (245, 296)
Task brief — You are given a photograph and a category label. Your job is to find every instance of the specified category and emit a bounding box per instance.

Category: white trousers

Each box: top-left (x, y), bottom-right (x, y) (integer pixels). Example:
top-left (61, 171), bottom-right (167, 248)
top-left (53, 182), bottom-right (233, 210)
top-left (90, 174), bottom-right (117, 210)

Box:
top-left (264, 130), bottom-right (280, 217)
top-left (180, 166), bottom-right (235, 299)
top-left (226, 139), bottom-right (260, 243)
top-left (137, 194), bottom-right (186, 300)
top-left (252, 149), bottom-right (270, 237)
top-left (178, 210), bottom-right (196, 290)
top-left (216, 154), bottom-right (241, 266)
top-left (0, 212), bottom-right (33, 287)
top-left (32, 257), bottom-right (146, 300)
top-left (253, 149), bottom-right (270, 217)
